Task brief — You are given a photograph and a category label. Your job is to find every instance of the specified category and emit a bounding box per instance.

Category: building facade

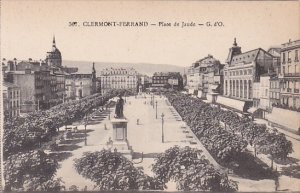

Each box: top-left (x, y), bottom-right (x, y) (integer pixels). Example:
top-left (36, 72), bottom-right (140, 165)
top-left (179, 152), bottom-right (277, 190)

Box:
top-left (279, 39), bottom-right (300, 109)
top-left (270, 76), bottom-right (280, 107)
top-left (3, 82), bottom-right (21, 118)
top-left (65, 63), bottom-right (97, 100)
top-left (6, 70), bottom-right (52, 112)
top-left (223, 39), bottom-right (274, 102)
top-left (99, 67), bottom-right (139, 94)
top-left (152, 72), bottom-right (183, 90)
top-left (65, 73), bottom-right (95, 100)
top-left (187, 55), bottom-right (223, 99)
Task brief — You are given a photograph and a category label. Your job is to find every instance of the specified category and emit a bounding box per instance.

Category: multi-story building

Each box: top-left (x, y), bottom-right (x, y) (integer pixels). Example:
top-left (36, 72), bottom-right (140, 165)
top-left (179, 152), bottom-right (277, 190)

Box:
top-left (2, 37), bottom-right (81, 112)
top-left (270, 76), bottom-right (280, 106)
top-left (187, 63), bottom-right (201, 94)
top-left (65, 63), bottom-right (97, 100)
top-left (3, 82), bottom-right (21, 118)
top-left (279, 39), bottom-right (300, 109)
top-left (268, 47), bottom-right (281, 74)
top-left (152, 72), bottom-right (183, 90)
top-left (6, 70), bottom-right (52, 112)
top-left (99, 67), bottom-right (138, 94)
top-left (186, 55), bottom-right (223, 99)
top-left (219, 38), bottom-right (275, 113)
top-left (138, 75), bottom-right (151, 92)
top-left (65, 74), bottom-right (94, 100)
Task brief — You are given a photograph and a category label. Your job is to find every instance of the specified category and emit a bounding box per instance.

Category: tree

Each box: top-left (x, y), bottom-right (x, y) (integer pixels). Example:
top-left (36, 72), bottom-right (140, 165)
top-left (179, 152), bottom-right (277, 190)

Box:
top-left (152, 146), bottom-right (238, 192)
top-left (4, 150), bottom-right (64, 191)
top-left (74, 150), bottom-right (164, 190)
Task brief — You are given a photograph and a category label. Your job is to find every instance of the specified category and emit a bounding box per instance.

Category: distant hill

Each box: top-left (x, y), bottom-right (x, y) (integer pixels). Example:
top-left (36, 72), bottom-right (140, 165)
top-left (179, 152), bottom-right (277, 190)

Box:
top-left (62, 60), bottom-right (185, 76)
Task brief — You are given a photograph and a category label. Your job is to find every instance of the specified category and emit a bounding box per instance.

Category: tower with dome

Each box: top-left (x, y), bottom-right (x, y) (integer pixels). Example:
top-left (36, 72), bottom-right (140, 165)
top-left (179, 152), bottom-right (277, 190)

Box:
top-left (46, 36), bottom-right (62, 67)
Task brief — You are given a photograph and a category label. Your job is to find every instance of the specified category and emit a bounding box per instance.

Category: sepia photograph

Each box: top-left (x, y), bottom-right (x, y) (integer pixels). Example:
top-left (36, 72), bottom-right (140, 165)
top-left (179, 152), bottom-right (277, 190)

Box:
top-left (0, 0), bottom-right (299, 192)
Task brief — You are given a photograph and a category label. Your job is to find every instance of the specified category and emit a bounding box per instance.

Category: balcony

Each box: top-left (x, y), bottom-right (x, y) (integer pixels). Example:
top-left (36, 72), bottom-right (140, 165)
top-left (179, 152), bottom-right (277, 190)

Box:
top-left (284, 72), bottom-right (300, 77)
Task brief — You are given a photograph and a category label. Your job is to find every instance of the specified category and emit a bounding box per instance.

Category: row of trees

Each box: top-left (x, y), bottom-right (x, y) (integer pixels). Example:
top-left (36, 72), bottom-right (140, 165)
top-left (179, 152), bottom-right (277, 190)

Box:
top-left (4, 89), bottom-right (134, 158)
top-left (74, 147), bottom-right (238, 192)
top-left (4, 89), bottom-right (135, 191)
top-left (165, 92), bottom-right (293, 165)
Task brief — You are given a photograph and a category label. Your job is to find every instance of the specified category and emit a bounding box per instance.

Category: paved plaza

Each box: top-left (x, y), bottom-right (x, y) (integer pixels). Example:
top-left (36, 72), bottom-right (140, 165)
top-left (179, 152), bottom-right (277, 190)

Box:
top-left (54, 94), bottom-right (299, 191)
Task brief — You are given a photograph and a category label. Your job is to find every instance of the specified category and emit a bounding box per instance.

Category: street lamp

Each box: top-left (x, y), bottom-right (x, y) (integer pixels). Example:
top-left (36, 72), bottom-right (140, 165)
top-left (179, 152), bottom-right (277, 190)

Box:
top-left (155, 101), bottom-right (158, 119)
top-left (108, 105), bottom-right (111, 120)
top-left (161, 113), bottom-right (165, 143)
top-left (152, 95), bottom-right (155, 109)
top-left (84, 114), bottom-right (88, 146)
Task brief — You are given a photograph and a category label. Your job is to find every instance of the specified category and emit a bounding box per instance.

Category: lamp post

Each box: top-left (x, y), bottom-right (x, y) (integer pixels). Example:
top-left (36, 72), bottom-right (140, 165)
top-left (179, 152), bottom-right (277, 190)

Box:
top-left (152, 95), bottom-right (155, 109)
top-left (84, 113), bottom-right (88, 146)
top-left (108, 106), bottom-right (111, 120)
top-left (155, 101), bottom-right (158, 119)
top-left (161, 113), bottom-right (165, 143)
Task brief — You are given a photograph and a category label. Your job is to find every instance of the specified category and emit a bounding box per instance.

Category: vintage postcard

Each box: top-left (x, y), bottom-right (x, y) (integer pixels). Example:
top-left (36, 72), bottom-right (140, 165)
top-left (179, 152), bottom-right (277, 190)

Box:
top-left (1, 0), bottom-right (299, 192)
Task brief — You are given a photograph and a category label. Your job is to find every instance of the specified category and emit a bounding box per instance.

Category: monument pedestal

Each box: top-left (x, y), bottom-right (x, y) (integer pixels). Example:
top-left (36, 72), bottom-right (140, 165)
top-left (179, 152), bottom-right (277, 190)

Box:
top-left (108, 118), bottom-right (133, 159)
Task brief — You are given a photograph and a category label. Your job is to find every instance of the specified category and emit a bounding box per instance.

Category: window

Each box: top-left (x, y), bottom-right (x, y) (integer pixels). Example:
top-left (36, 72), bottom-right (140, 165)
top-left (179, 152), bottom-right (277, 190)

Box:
top-left (225, 80), bottom-right (228, 95)
top-left (248, 80), bottom-right (252, 98)
top-left (282, 52), bottom-right (286, 64)
top-left (244, 80), bottom-right (247, 98)
top-left (295, 50), bottom-right (299, 61)
top-left (288, 51), bottom-right (291, 63)
top-left (232, 81), bottom-right (235, 96)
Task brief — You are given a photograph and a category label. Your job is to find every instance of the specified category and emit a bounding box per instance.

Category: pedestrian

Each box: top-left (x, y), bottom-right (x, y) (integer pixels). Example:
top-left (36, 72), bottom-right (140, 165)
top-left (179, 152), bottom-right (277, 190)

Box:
top-left (137, 119), bottom-right (139, 125)
top-left (104, 123), bottom-right (107, 130)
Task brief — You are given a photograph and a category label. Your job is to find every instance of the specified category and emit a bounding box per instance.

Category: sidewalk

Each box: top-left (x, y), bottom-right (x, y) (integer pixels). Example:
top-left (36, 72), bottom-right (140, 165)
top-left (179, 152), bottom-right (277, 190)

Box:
top-left (55, 110), bottom-right (114, 190)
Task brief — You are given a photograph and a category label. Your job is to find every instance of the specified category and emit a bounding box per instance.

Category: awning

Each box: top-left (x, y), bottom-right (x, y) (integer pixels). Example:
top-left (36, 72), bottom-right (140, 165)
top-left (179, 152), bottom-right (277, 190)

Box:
top-left (216, 96), bottom-right (246, 112)
top-left (266, 107), bottom-right (300, 132)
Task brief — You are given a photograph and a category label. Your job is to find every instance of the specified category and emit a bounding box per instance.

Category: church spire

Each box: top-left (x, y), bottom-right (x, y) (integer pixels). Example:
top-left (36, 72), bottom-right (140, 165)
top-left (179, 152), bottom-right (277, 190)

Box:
top-left (92, 62), bottom-right (96, 72)
top-left (233, 37), bottom-right (237, 46)
top-left (92, 62), bottom-right (96, 80)
top-left (53, 35), bottom-right (56, 47)
top-left (226, 37), bottom-right (242, 64)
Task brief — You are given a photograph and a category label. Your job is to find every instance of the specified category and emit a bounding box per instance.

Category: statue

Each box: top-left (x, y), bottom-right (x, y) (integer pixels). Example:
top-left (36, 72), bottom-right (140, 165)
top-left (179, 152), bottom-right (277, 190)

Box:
top-left (115, 94), bottom-right (124, 118)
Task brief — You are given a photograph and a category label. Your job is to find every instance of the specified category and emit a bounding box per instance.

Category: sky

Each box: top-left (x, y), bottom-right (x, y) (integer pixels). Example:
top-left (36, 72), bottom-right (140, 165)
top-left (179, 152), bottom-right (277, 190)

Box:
top-left (1, 1), bottom-right (299, 67)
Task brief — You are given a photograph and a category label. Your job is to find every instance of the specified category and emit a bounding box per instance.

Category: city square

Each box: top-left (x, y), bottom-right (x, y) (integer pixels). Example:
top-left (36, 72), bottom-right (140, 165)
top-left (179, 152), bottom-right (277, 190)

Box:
top-left (1, 1), bottom-right (300, 192)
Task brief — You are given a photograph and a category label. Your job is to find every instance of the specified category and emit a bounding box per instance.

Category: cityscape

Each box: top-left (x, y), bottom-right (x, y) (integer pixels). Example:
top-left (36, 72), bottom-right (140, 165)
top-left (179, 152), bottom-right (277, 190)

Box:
top-left (1, 1), bottom-right (300, 192)
top-left (2, 35), bottom-right (300, 192)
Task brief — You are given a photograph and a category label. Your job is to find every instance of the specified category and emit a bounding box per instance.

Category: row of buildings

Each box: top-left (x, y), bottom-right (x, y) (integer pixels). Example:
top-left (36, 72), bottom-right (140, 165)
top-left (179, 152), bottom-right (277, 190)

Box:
top-left (186, 38), bottom-right (300, 132)
top-left (2, 37), bottom-right (98, 118)
top-left (2, 36), bottom-right (185, 118)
